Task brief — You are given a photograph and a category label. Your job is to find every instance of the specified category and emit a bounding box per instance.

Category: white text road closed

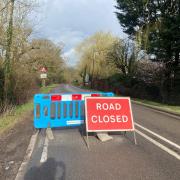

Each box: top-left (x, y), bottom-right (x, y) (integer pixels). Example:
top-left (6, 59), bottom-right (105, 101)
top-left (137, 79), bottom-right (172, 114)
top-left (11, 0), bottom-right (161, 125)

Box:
top-left (91, 115), bottom-right (128, 123)
top-left (85, 97), bottom-right (135, 132)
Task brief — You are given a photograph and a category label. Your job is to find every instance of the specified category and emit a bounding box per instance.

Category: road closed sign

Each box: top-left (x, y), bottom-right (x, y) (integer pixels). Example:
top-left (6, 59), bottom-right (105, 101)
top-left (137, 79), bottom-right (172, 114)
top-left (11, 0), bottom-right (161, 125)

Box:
top-left (85, 97), bottom-right (134, 132)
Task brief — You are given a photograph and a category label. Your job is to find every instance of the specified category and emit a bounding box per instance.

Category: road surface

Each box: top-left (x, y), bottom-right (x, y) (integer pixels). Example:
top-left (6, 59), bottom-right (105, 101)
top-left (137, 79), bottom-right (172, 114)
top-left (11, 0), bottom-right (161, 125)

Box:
top-left (17, 84), bottom-right (180, 180)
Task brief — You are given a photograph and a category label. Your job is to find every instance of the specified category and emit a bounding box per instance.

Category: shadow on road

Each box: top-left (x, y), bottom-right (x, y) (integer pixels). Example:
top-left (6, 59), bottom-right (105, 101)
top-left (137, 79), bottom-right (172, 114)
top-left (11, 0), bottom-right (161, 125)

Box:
top-left (24, 158), bottom-right (66, 180)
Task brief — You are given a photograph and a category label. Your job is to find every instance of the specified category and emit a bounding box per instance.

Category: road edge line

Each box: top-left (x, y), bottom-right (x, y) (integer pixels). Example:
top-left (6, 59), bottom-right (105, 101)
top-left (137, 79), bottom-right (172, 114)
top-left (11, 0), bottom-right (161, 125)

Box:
top-left (40, 130), bottom-right (49, 163)
top-left (15, 130), bottom-right (39, 180)
top-left (135, 129), bottom-right (180, 160)
top-left (135, 122), bottom-right (180, 150)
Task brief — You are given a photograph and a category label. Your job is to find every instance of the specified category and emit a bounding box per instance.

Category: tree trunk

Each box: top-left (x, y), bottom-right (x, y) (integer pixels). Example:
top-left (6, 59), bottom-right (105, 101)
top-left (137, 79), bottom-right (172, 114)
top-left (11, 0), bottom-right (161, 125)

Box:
top-left (3, 0), bottom-right (15, 103)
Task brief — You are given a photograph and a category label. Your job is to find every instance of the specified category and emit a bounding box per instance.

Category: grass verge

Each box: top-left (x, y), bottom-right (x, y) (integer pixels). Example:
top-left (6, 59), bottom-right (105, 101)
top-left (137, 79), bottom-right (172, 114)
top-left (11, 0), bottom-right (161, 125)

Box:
top-left (0, 84), bottom-right (58, 135)
top-left (81, 85), bottom-right (180, 115)
top-left (132, 98), bottom-right (180, 115)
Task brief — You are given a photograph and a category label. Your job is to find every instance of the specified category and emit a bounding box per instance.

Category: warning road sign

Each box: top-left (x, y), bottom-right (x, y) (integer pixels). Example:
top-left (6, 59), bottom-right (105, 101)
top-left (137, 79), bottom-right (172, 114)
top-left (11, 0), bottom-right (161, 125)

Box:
top-left (40, 73), bottom-right (47, 79)
top-left (85, 97), bottom-right (135, 132)
top-left (40, 67), bottom-right (47, 73)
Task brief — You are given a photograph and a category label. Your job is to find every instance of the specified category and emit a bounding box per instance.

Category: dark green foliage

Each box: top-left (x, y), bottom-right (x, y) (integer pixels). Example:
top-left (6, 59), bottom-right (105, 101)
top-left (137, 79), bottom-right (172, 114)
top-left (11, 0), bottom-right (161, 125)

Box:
top-left (115, 0), bottom-right (145, 36)
top-left (115, 0), bottom-right (180, 104)
top-left (115, 0), bottom-right (179, 63)
top-left (107, 39), bottom-right (138, 75)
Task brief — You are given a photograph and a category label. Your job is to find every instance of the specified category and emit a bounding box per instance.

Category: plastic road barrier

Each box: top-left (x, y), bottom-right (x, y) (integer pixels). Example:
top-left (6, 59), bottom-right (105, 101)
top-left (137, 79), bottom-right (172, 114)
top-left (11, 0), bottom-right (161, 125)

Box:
top-left (34, 92), bottom-right (114, 128)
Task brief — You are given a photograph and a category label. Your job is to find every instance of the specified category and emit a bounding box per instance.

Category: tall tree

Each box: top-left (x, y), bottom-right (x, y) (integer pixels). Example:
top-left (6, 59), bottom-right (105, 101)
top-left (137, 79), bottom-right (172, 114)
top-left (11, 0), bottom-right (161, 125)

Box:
top-left (115, 0), bottom-right (179, 63)
top-left (76, 32), bottom-right (118, 87)
top-left (115, 0), bottom-right (180, 102)
top-left (107, 39), bottom-right (138, 76)
top-left (0, 0), bottom-right (38, 104)
top-left (3, 0), bottom-right (15, 103)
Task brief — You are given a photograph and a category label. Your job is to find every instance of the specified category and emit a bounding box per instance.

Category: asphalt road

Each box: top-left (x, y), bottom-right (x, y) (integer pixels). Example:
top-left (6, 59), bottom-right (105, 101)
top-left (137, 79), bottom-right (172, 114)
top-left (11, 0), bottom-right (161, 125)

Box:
top-left (20, 84), bottom-right (180, 180)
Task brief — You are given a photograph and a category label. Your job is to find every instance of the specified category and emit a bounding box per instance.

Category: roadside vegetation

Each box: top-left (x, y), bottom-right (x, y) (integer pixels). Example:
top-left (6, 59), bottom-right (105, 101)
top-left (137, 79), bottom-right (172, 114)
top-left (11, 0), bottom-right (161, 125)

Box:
top-left (0, 84), bottom-right (58, 135)
top-left (132, 99), bottom-right (180, 115)
top-left (0, 1), bottom-right (70, 134)
top-left (0, 1), bottom-right (67, 112)
top-left (76, 0), bottom-right (180, 105)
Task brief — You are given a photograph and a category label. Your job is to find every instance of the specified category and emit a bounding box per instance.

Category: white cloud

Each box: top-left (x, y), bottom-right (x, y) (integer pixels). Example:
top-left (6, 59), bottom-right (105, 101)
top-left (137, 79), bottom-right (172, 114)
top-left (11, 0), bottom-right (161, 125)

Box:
top-left (63, 48), bottom-right (78, 66)
top-left (35, 0), bottom-right (126, 66)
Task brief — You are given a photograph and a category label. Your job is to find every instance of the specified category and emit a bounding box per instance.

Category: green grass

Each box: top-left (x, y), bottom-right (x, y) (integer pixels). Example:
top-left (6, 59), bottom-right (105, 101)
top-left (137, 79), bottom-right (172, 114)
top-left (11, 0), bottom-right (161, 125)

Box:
top-left (40, 84), bottom-right (59, 93)
top-left (132, 98), bottom-right (180, 115)
top-left (80, 85), bottom-right (180, 115)
top-left (0, 84), bottom-right (59, 135)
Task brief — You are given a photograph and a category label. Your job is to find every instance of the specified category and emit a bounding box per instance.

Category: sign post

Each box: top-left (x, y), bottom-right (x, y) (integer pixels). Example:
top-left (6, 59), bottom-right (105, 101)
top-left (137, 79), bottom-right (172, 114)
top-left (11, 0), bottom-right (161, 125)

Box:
top-left (85, 97), bottom-right (136, 148)
top-left (85, 74), bottom-right (89, 86)
top-left (40, 67), bottom-right (47, 87)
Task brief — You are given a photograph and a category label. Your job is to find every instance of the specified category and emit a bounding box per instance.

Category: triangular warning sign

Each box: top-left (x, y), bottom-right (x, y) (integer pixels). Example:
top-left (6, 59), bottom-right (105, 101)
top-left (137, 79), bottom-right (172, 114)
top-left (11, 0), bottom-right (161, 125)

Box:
top-left (40, 67), bottom-right (47, 73)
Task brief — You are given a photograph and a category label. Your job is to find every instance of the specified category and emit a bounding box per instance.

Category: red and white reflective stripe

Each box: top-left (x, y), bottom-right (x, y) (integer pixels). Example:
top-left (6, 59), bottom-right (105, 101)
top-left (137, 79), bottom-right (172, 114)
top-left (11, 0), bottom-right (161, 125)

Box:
top-left (91, 93), bottom-right (100, 97)
top-left (82, 94), bottom-right (92, 100)
top-left (61, 95), bottom-right (72, 101)
top-left (51, 95), bottom-right (62, 101)
top-left (51, 93), bottom-right (101, 101)
top-left (72, 94), bottom-right (82, 100)
top-left (82, 94), bottom-right (100, 100)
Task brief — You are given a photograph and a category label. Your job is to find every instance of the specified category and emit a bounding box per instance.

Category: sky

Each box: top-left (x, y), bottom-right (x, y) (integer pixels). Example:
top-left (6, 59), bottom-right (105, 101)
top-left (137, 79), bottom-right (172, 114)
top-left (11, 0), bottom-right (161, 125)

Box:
top-left (35, 0), bottom-right (126, 66)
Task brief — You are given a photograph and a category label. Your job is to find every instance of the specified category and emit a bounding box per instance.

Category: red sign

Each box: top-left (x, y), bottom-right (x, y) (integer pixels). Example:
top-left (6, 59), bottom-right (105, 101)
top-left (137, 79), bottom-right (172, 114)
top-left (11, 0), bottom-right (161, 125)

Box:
top-left (85, 97), bottom-right (134, 132)
top-left (40, 67), bottom-right (47, 73)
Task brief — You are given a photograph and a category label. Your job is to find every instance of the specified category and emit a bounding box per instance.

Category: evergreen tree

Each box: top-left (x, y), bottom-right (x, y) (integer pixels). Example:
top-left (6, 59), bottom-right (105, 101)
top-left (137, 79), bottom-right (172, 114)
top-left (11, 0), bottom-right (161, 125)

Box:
top-left (115, 0), bottom-right (180, 103)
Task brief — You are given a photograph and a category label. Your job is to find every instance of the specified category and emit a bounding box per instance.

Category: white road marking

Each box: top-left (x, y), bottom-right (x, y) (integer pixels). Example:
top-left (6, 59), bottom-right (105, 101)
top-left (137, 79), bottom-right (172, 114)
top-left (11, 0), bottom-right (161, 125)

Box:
top-left (135, 122), bottom-right (180, 150)
top-left (46, 128), bottom-right (54, 140)
top-left (37, 136), bottom-right (44, 148)
top-left (135, 129), bottom-right (180, 160)
top-left (40, 134), bottom-right (49, 163)
top-left (15, 131), bottom-right (39, 180)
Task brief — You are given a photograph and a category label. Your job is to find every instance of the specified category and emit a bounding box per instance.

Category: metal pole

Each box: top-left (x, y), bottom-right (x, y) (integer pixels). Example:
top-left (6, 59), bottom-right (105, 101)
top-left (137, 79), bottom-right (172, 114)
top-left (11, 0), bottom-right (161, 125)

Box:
top-left (133, 131), bottom-right (137, 145)
top-left (86, 131), bottom-right (90, 149)
top-left (91, 53), bottom-right (95, 88)
top-left (42, 79), bottom-right (46, 87)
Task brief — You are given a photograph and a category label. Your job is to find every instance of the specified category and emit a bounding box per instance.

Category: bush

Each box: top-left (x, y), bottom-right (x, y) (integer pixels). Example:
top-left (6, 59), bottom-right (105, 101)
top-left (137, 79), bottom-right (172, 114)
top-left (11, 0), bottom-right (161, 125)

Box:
top-left (11, 63), bottom-right (39, 105)
top-left (0, 65), bottom-right (4, 103)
